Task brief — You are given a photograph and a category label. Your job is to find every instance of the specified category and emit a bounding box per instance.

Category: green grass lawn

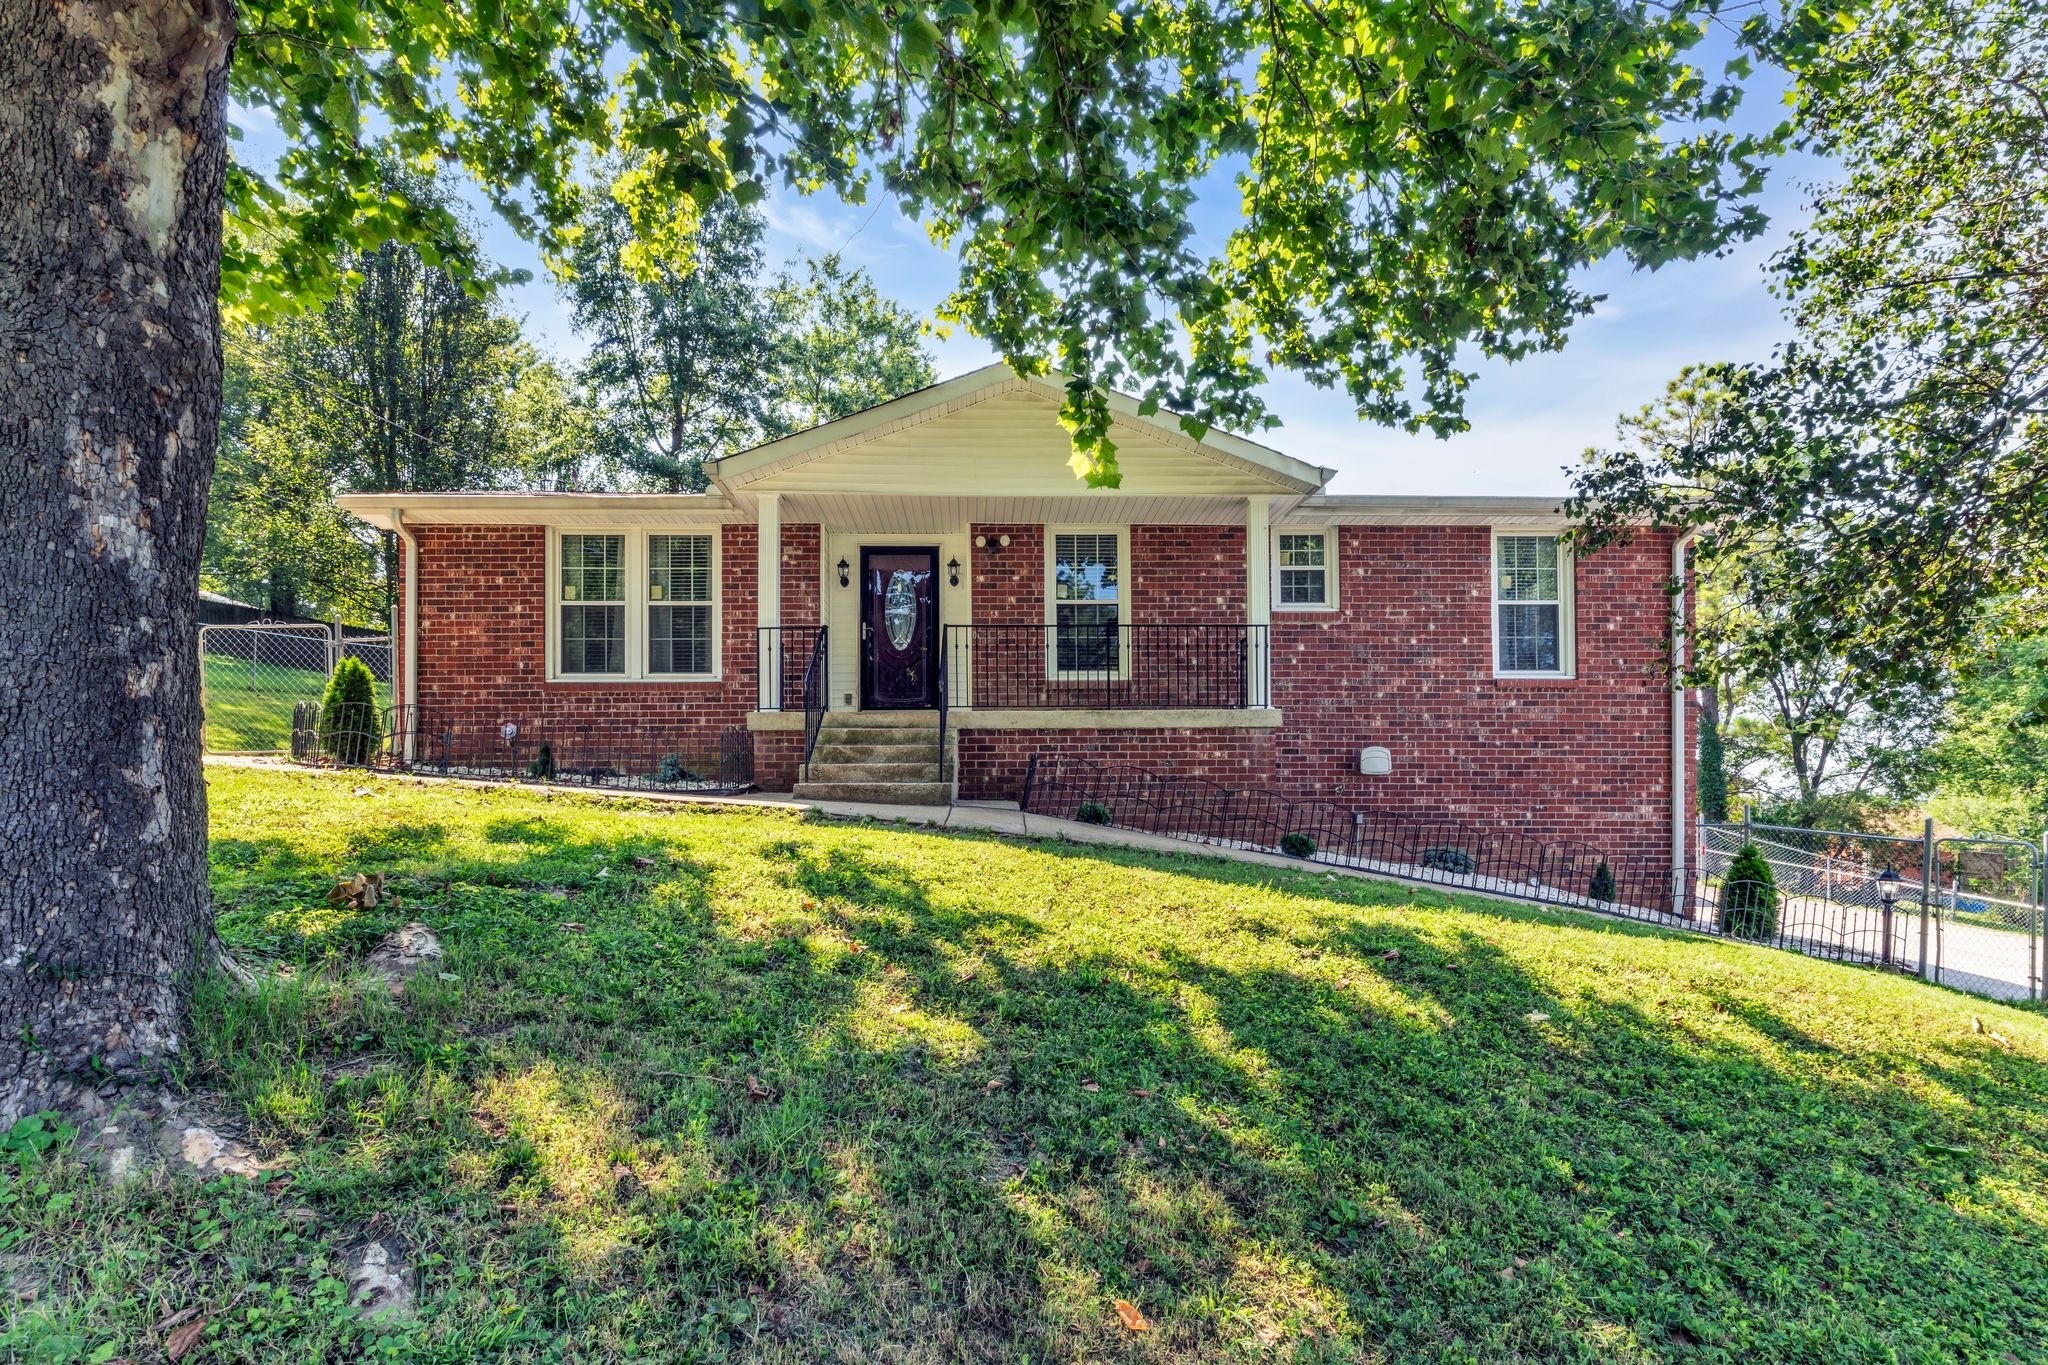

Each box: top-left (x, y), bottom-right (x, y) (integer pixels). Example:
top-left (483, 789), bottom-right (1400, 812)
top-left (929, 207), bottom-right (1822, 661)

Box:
top-left (201, 656), bottom-right (367, 752)
top-left (8, 766), bottom-right (2048, 1362)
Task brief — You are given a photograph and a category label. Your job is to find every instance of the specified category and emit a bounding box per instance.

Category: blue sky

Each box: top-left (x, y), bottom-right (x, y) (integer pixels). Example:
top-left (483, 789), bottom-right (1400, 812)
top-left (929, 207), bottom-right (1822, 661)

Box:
top-left (240, 32), bottom-right (1821, 497)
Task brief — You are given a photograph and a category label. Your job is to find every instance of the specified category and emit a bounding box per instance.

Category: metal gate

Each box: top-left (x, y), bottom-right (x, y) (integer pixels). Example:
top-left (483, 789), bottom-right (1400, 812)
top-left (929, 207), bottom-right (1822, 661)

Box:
top-left (199, 621), bottom-right (391, 753)
top-left (1701, 819), bottom-right (2044, 1002)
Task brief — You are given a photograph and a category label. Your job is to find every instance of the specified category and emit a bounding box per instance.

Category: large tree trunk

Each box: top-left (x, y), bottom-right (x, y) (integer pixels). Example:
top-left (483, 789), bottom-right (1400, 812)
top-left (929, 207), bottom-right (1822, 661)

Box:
top-left (0, 0), bottom-right (235, 1121)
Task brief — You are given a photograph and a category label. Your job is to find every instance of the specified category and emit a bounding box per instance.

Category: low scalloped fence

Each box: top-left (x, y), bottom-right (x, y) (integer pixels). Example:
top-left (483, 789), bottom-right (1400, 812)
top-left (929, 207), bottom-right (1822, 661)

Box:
top-left (289, 703), bottom-right (755, 795)
top-left (1020, 754), bottom-right (1677, 920)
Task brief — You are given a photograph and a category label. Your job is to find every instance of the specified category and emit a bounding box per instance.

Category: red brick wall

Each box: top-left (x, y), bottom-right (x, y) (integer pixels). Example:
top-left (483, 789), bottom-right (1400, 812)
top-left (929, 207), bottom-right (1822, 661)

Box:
top-left (957, 521), bottom-right (1685, 875)
top-left (1131, 524), bottom-right (1245, 622)
top-left (957, 727), bottom-right (1276, 801)
top-left (782, 523), bottom-right (821, 626)
top-left (969, 524), bottom-right (1044, 625)
top-left (1267, 525), bottom-right (1682, 869)
top-left (400, 522), bottom-right (807, 787)
top-left (399, 517), bottom-right (1687, 878)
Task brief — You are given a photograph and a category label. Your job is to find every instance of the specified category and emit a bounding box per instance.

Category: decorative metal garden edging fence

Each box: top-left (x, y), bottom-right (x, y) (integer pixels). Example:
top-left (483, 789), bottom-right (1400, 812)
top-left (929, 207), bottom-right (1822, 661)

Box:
top-left (289, 702), bottom-right (755, 795)
top-left (1021, 756), bottom-right (2047, 1002)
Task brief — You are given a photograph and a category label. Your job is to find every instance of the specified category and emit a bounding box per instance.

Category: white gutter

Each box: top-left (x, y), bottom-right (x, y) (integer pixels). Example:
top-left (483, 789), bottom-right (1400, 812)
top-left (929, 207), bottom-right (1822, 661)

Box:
top-left (392, 509), bottom-right (420, 762)
top-left (1671, 531), bottom-right (1696, 908)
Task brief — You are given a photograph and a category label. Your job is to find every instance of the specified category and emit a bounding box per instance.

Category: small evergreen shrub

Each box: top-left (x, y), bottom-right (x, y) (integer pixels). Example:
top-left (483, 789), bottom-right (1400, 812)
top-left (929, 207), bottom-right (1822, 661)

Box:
top-left (317, 657), bottom-right (382, 765)
top-left (1588, 859), bottom-right (1615, 903)
top-left (1720, 843), bottom-right (1779, 940)
top-left (1076, 801), bottom-right (1112, 826)
top-left (1279, 832), bottom-right (1317, 859)
top-left (1420, 846), bottom-right (1475, 875)
top-left (528, 742), bottom-right (556, 781)
top-left (656, 753), bottom-right (698, 785)
top-left (1698, 707), bottom-right (1730, 823)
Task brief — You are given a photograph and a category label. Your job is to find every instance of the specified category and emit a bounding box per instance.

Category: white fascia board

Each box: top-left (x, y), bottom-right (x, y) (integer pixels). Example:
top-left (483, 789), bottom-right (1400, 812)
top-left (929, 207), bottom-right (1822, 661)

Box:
top-left (334, 492), bottom-right (738, 530)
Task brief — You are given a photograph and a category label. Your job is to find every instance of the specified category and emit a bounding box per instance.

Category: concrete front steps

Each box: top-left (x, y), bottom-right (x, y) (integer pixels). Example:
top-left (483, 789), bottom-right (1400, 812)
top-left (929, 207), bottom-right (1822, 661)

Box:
top-left (792, 711), bottom-right (952, 805)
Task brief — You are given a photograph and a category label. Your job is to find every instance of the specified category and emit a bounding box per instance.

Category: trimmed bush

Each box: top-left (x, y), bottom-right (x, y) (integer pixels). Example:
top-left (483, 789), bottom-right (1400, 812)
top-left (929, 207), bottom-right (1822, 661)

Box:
top-left (317, 657), bottom-right (382, 765)
top-left (528, 742), bottom-right (556, 781)
top-left (1420, 846), bottom-right (1476, 875)
top-left (1076, 801), bottom-right (1112, 826)
top-left (1588, 859), bottom-right (1615, 903)
top-left (1721, 843), bottom-right (1779, 940)
top-left (1279, 831), bottom-right (1317, 859)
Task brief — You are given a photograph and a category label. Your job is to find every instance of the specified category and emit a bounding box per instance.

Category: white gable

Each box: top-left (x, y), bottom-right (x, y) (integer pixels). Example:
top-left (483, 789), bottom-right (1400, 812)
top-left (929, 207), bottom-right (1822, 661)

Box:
top-left (712, 365), bottom-right (1326, 499)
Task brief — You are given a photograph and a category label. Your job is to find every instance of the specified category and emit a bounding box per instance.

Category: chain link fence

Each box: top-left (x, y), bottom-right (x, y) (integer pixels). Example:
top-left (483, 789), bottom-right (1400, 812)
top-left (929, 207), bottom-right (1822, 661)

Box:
top-left (1700, 820), bottom-right (2044, 1002)
top-left (199, 622), bottom-right (390, 753)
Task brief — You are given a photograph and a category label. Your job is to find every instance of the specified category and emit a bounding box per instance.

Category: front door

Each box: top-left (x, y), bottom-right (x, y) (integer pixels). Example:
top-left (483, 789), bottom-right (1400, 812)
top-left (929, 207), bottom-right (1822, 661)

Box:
top-left (860, 547), bottom-right (939, 709)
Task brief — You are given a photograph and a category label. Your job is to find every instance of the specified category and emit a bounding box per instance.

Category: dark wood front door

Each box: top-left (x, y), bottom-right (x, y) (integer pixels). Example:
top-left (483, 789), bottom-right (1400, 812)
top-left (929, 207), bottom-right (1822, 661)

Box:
top-left (860, 547), bottom-right (939, 709)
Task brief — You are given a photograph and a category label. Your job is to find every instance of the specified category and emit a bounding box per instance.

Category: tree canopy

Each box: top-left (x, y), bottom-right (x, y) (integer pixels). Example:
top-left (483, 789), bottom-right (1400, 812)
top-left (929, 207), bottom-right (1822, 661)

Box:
top-left (1570, 0), bottom-right (2048, 678)
top-left (227, 0), bottom-right (1815, 486)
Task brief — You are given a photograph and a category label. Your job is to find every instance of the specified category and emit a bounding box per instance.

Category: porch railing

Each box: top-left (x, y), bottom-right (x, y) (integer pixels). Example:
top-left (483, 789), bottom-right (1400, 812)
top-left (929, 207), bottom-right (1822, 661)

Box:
top-left (757, 626), bottom-right (827, 712)
top-left (800, 627), bottom-right (828, 769)
top-left (941, 623), bottom-right (1270, 710)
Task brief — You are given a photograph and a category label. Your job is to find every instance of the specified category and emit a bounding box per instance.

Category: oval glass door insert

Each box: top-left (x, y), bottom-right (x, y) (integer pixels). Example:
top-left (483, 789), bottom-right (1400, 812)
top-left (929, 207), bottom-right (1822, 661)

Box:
top-left (884, 572), bottom-right (918, 649)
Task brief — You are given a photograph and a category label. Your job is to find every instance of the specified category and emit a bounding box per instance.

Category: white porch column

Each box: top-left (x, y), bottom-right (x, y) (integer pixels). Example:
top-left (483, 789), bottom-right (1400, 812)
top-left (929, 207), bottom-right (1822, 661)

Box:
top-left (1246, 495), bottom-right (1273, 706)
top-left (757, 492), bottom-right (781, 708)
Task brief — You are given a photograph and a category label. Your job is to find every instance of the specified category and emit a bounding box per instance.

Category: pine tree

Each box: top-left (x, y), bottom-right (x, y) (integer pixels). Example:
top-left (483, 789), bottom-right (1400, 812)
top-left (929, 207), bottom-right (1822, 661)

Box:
top-left (318, 658), bottom-right (383, 766)
top-left (1721, 843), bottom-right (1779, 940)
top-left (1698, 702), bottom-right (1730, 823)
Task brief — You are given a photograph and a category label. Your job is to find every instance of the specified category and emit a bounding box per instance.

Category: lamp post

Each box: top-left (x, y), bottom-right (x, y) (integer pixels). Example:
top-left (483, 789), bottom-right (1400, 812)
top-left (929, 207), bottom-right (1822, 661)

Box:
top-left (1876, 866), bottom-right (1902, 966)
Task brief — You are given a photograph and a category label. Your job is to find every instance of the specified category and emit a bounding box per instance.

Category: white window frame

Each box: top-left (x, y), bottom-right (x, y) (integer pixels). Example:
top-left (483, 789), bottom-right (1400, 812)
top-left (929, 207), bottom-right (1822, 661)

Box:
top-left (1273, 526), bottom-right (1338, 611)
top-left (1045, 525), bottom-right (1130, 681)
top-left (1491, 531), bottom-right (1574, 679)
top-left (545, 527), bottom-right (723, 683)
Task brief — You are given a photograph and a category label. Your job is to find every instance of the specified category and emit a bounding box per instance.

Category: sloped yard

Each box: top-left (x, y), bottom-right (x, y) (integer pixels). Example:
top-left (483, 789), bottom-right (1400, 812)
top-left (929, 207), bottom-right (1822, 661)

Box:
top-left (6, 765), bottom-right (2048, 1362)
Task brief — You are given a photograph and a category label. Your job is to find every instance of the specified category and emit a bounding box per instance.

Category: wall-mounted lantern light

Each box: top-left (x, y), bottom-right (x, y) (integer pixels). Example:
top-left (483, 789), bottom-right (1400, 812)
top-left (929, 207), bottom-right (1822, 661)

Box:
top-left (947, 557), bottom-right (961, 587)
top-left (972, 533), bottom-right (1012, 551)
top-left (837, 558), bottom-right (851, 588)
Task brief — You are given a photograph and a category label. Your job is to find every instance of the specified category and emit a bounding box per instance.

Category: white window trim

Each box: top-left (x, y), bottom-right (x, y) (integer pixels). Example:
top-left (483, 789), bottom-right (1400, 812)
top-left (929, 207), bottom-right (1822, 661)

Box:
top-left (545, 527), bottom-right (723, 684)
top-left (1491, 530), bottom-right (1574, 679)
top-left (1273, 526), bottom-right (1338, 612)
top-left (1044, 525), bottom-right (1130, 681)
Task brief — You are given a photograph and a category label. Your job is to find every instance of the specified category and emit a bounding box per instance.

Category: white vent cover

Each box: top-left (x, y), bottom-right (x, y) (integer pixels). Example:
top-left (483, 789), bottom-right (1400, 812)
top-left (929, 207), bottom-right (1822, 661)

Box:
top-left (1359, 746), bottom-right (1393, 776)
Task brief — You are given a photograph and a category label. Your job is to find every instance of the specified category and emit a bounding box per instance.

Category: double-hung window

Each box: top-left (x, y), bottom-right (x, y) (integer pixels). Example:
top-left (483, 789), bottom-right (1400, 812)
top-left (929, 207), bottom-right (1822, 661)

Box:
top-left (1052, 531), bottom-right (1122, 674)
top-left (559, 534), bottom-right (627, 676)
top-left (1276, 530), bottom-right (1334, 609)
top-left (648, 534), bottom-right (714, 676)
top-left (552, 531), bottom-right (719, 681)
top-left (1494, 534), bottom-right (1571, 676)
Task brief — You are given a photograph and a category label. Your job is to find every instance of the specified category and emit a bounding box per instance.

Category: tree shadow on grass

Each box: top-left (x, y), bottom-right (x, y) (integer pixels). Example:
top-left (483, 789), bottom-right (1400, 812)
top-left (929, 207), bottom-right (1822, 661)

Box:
top-left (118, 787), bottom-right (2048, 1361)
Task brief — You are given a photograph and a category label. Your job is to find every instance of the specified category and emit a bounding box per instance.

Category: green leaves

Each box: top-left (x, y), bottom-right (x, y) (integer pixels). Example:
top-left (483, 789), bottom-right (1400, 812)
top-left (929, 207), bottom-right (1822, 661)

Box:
top-left (226, 0), bottom-right (1793, 482)
top-left (1571, 0), bottom-right (2048, 687)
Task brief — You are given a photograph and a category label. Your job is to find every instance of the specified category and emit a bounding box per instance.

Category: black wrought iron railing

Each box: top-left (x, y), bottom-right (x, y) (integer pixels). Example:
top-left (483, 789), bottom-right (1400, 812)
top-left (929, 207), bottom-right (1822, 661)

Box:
top-left (942, 623), bottom-right (1270, 710)
top-left (1021, 754), bottom-right (1674, 915)
top-left (757, 626), bottom-right (827, 713)
top-left (293, 702), bottom-right (754, 792)
top-left (800, 627), bottom-right (828, 770)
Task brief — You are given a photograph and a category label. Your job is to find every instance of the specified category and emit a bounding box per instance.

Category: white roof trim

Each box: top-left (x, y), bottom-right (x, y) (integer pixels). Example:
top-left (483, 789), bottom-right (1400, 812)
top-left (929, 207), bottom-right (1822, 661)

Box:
top-left (1287, 495), bottom-right (1572, 527)
top-left (709, 363), bottom-right (1331, 494)
top-left (335, 492), bottom-right (739, 530)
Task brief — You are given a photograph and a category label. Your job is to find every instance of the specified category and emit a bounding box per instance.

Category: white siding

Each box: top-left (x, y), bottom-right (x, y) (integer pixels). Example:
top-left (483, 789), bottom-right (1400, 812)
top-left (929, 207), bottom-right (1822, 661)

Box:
top-left (748, 388), bottom-right (1297, 497)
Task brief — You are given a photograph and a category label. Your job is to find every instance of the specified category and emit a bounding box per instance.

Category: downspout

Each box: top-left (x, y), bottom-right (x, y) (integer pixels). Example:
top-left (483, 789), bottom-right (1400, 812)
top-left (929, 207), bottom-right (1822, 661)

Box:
top-left (392, 509), bottom-right (419, 762)
top-left (1670, 531), bottom-right (1696, 912)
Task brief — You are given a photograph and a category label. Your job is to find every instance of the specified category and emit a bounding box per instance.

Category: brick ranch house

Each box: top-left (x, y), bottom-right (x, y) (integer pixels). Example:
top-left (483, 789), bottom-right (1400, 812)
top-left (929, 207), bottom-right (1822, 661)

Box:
top-left (337, 364), bottom-right (1696, 888)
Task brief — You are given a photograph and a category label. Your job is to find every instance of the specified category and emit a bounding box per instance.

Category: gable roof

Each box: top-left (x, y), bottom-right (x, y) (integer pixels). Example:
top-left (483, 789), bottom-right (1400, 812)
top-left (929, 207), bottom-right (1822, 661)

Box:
top-left (708, 363), bottom-right (1331, 497)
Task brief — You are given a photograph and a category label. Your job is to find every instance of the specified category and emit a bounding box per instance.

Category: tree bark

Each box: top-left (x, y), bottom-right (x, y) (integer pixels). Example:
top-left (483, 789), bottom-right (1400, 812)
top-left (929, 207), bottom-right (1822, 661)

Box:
top-left (0, 0), bottom-right (235, 1121)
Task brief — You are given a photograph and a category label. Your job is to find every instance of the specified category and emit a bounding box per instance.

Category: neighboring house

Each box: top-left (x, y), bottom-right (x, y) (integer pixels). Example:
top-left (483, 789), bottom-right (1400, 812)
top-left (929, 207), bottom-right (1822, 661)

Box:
top-left (337, 364), bottom-right (1693, 882)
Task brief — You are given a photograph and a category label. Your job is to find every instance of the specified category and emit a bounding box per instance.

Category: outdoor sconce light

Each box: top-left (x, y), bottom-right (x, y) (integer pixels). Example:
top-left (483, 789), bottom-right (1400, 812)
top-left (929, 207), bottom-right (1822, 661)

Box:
top-left (947, 557), bottom-right (961, 587)
top-left (837, 558), bottom-right (850, 587)
top-left (973, 533), bottom-right (1012, 551)
top-left (1876, 866), bottom-right (1903, 906)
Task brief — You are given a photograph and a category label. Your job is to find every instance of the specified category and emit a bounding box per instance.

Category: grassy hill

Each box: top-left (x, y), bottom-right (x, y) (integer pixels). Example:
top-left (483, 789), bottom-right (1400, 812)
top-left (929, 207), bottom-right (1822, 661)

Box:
top-left (6, 765), bottom-right (2046, 1362)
